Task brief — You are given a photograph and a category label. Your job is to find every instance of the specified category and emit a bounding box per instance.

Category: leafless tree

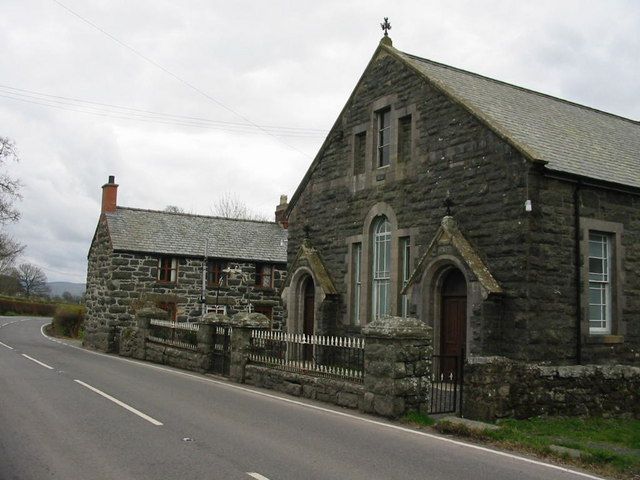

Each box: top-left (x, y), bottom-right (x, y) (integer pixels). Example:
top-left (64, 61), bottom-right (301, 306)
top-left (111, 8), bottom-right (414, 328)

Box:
top-left (0, 137), bottom-right (24, 266)
top-left (164, 205), bottom-right (185, 214)
top-left (0, 137), bottom-right (22, 225)
top-left (211, 193), bottom-right (268, 221)
top-left (13, 263), bottom-right (50, 297)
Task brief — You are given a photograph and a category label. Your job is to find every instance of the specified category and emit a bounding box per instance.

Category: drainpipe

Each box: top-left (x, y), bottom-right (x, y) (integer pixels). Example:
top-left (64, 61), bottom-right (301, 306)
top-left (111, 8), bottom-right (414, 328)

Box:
top-left (574, 181), bottom-right (582, 365)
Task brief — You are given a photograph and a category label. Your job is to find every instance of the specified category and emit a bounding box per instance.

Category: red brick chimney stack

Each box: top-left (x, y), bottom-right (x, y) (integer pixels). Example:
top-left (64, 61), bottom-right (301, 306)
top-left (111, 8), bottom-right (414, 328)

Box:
top-left (101, 175), bottom-right (118, 213)
top-left (275, 194), bottom-right (288, 228)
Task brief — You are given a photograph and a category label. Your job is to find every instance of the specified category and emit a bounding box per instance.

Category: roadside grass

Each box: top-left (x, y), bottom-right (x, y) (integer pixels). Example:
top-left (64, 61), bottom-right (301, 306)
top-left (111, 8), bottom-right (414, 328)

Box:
top-left (435, 416), bottom-right (640, 479)
top-left (402, 411), bottom-right (436, 427)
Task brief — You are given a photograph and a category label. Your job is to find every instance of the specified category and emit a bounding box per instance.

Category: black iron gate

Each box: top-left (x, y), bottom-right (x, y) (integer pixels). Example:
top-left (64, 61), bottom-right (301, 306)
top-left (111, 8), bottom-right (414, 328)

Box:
top-left (429, 351), bottom-right (464, 414)
top-left (211, 325), bottom-right (231, 376)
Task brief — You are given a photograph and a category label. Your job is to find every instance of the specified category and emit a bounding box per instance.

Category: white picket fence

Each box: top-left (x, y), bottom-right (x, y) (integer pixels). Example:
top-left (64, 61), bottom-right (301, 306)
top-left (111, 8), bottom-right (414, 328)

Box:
top-left (149, 319), bottom-right (200, 331)
top-left (148, 319), bottom-right (199, 350)
top-left (249, 330), bottom-right (365, 383)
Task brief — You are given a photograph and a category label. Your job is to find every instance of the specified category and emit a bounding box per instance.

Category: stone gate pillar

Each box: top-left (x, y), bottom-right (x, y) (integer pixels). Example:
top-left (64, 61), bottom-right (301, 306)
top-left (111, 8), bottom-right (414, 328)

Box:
top-left (362, 316), bottom-right (433, 418)
top-left (229, 312), bottom-right (270, 383)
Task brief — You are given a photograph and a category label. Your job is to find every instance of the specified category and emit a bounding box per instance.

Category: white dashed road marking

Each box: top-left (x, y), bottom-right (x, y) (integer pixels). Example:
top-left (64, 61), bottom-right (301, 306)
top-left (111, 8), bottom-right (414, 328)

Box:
top-left (74, 379), bottom-right (163, 426)
top-left (22, 354), bottom-right (54, 370)
top-left (247, 473), bottom-right (271, 480)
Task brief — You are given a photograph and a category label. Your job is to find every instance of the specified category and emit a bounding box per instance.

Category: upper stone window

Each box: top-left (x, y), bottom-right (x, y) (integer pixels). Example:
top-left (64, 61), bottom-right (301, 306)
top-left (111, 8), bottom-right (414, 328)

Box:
top-left (376, 108), bottom-right (391, 168)
top-left (158, 256), bottom-right (177, 283)
top-left (207, 260), bottom-right (227, 287)
top-left (255, 263), bottom-right (274, 289)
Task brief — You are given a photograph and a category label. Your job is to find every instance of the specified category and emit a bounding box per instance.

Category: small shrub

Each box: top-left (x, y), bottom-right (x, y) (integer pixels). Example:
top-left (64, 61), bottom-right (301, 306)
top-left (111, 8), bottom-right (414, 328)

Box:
top-left (51, 305), bottom-right (85, 338)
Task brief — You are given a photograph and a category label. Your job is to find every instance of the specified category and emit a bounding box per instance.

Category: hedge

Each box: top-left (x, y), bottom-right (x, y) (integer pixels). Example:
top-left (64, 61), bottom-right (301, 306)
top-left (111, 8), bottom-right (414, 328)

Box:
top-left (0, 296), bottom-right (56, 316)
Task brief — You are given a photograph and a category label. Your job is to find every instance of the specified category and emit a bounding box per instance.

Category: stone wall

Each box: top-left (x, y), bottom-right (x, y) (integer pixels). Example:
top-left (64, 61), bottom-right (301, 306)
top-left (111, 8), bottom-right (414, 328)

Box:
top-left (462, 356), bottom-right (640, 420)
top-left (245, 366), bottom-right (365, 410)
top-left (85, 218), bottom-right (286, 352)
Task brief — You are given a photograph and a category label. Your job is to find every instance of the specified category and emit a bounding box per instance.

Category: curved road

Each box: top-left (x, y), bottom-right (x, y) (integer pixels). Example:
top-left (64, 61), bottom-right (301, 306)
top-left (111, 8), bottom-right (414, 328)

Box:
top-left (0, 316), bottom-right (603, 480)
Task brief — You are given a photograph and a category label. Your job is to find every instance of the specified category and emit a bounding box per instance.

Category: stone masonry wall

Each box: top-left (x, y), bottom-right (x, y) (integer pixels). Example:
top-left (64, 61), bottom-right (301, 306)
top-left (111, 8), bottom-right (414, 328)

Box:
top-left (245, 366), bottom-right (365, 410)
top-left (463, 356), bottom-right (640, 421)
top-left (85, 219), bottom-right (286, 352)
top-left (288, 50), bottom-right (530, 357)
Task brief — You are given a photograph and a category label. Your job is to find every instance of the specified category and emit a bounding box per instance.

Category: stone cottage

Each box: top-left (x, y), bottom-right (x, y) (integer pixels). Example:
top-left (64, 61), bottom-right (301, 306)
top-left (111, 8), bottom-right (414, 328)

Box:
top-left (283, 35), bottom-right (640, 365)
top-left (84, 176), bottom-right (288, 352)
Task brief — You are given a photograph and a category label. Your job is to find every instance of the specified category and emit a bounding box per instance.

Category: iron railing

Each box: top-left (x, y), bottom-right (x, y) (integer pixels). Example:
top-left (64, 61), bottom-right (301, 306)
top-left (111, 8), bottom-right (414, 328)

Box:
top-left (429, 351), bottom-right (464, 414)
top-left (249, 331), bottom-right (365, 383)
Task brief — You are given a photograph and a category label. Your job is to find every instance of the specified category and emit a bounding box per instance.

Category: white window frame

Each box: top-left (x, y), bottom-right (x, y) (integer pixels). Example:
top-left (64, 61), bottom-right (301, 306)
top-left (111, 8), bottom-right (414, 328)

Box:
top-left (352, 243), bottom-right (362, 325)
top-left (400, 237), bottom-right (410, 317)
top-left (588, 232), bottom-right (612, 335)
top-left (376, 109), bottom-right (391, 168)
top-left (372, 216), bottom-right (391, 320)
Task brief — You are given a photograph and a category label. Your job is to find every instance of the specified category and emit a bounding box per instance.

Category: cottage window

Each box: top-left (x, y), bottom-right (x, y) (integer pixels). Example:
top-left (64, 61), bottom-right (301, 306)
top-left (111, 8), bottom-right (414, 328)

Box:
top-left (377, 109), bottom-right (391, 168)
top-left (372, 216), bottom-right (391, 319)
top-left (588, 232), bottom-right (612, 334)
top-left (255, 263), bottom-right (274, 288)
top-left (400, 237), bottom-right (411, 317)
top-left (158, 257), bottom-right (177, 283)
top-left (351, 243), bottom-right (362, 325)
top-left (207, 260), bottom-right (227, 286)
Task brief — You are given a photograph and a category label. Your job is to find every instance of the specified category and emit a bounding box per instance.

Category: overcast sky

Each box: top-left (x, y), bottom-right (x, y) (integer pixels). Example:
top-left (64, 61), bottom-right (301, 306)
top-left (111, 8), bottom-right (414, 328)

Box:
top-left (1, 0), bottom-right (639, 283)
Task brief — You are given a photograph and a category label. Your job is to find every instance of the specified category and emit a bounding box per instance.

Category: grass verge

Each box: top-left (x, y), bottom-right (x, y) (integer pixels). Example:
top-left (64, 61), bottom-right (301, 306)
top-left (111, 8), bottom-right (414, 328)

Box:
top-left (435, 416), bottom-right (640, 479)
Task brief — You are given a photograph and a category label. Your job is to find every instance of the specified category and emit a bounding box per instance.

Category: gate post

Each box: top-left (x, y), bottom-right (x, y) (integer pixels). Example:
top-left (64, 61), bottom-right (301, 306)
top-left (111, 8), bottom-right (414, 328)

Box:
top-left (362, 316), bottom-right (432, 418)
top-left (229, 312), bottom-right (270, 383)
top-left (120, 306), bottom-right (168, 360)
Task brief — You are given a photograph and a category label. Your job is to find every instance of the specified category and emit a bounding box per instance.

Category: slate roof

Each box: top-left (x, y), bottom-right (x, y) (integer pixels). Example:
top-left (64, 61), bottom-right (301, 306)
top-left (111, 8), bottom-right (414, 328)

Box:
top-left (105, 207), bottom-right (287, 263)
top-left (396, 49), bottom-right (640, 189)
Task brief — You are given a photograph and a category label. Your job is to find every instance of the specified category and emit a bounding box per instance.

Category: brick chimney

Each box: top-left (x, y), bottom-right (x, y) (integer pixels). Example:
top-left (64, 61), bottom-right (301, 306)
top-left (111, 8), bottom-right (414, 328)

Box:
top-left (275, 194), bottom-right (288, 228)
top-left (101, 175), bottom-right (118, 213)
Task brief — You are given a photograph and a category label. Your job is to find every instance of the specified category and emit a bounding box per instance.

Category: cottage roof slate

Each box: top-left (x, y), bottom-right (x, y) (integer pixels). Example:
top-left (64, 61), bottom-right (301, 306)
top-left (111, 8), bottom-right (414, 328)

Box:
top-left (105, 207), bottom-right (287, 263)
top-left (396, 50), bottom-right (640, 189)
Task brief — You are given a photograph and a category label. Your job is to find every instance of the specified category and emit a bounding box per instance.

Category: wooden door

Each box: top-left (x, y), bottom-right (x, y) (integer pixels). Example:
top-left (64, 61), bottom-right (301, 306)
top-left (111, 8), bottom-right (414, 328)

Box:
top-left (440, 270), bottom-right (466, 377)
top-left (302, 278), bottom-right (315, 361)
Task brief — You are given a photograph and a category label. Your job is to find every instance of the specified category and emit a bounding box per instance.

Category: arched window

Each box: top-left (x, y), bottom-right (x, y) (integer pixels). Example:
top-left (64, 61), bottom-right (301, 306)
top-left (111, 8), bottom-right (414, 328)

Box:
top-left (372, 216), bottom-right (391, 320)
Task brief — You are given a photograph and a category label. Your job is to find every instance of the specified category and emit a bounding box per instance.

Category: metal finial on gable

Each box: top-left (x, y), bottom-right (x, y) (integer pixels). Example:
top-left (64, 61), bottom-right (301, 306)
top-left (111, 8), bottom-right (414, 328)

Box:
top-left (380, 17), bottom-right (391, 37)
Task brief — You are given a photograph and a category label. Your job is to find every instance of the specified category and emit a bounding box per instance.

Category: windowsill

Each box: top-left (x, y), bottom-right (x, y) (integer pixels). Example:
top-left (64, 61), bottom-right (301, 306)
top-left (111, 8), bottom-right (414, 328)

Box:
top-left (586, 334), bottom-right (624, 345)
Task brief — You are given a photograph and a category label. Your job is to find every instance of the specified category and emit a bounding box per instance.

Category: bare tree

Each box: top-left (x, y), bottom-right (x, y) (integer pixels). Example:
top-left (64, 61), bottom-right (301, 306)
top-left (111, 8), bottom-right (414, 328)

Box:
top-left (212, 193), bottom-right (268, 221)
top-left (164, 205), bottom-right (185, 214)
top-left (0, 137), bottom-right (24, 266)
top-left (0, 137), bottom-right (22, 224)
top-left (13, 263), bottom-right (50, 297)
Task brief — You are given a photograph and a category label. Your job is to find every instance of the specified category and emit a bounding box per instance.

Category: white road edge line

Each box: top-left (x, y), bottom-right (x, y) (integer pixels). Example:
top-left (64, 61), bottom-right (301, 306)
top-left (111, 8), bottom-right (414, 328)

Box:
top-left (0, 340), bottom-right (14, 350)
top-left (74, 379), bottom-right (163, 426)
top-left (22, 353), bottom-right (54, 369)
top-left (40, 323), bottom-right (602, 480)
top-left (247, 473), bottom-right (271, 480)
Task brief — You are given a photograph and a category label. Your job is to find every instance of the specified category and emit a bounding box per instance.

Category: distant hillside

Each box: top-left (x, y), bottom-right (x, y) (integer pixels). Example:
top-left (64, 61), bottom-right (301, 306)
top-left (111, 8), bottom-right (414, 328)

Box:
top-left (48, 282), bottom-right (85, 298)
